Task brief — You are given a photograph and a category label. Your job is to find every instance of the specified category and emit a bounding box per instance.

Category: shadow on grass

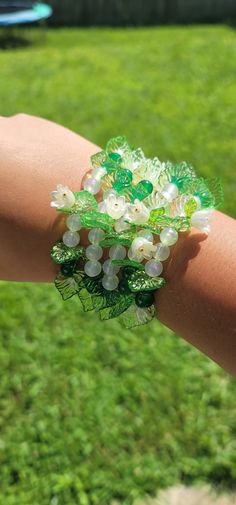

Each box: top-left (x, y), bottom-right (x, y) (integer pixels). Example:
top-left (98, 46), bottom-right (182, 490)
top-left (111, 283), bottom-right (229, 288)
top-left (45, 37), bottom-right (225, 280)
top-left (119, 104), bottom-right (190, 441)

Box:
top-left (0, 32), bottom-right (32, 49)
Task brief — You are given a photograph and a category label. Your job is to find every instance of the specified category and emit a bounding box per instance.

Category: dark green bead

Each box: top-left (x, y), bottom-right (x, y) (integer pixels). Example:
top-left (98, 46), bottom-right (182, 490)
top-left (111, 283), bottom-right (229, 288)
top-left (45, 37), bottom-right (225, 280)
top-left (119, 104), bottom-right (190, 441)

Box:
top-left (130, 179), bottom-right (153, 201)
top-left (118, 279), bottom-right (131, 294)
top-left (61, 261), bottom-right (76, 277)
top-left (123, 266), bottom-right (137, 279)
top-left (135, 291), bottom-right (155, 308)
top-left (108, 152), bottom-right (122, 163)
top-left (113, 169), bottom-right (133, 192)
top-left (139, 180), bottom-right (153, 194)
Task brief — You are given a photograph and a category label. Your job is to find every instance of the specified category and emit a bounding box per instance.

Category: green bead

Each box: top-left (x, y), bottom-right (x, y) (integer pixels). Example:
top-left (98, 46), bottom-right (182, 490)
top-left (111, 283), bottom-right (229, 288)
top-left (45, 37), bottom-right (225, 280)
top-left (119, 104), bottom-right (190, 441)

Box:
top-left (113, 168), bottom-right (133, 192)
top-left (130, 179), bottom-right (153, 201)
top-left (118, 279), bottom-right (131, 294)
top-left (184, 198), bottom-right (198, 217)
top-left (108, 152), bottom-right (122, 163)
top-left (123, 266), bottom-right (138, 279)
top-left (61, 261), bottom-right (76, 277)
top-left (135, 291), bottom-right (155, 308)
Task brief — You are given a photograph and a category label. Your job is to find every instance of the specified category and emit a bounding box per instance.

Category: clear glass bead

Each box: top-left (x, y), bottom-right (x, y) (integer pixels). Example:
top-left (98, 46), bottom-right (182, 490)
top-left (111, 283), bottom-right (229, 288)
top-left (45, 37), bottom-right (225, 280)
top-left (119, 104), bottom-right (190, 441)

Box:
top-left (160, 227), bottom-right (178, 246)
top-left (154, 243), bottom-right (170, 261)
top-left (98, 201), bottom-right (107, 214)
top-left (66, 214), bottom-right (82, 232)
top-left (145, 259), bottom-right (163, 277)
top-left (84, 260), bottom-right (102, 277)
top-left (102, 274), bottom-right (119, 291)
top-left (138, 229), bottom-right (153, 242)
top-left (88, 228), bottom-right (105, 245)
top-left (92, 166), bottom-right (107, 180)
top-left (86, 244), bottom-right (103, 261)
top-left (63, 231), bottom-right (80, 247)
top-left (102, 259), bottom-right (120, 275)
top-left (109, 244), bottom-right (126, 260)
top-left (83, 175), bottom-right (100, 195)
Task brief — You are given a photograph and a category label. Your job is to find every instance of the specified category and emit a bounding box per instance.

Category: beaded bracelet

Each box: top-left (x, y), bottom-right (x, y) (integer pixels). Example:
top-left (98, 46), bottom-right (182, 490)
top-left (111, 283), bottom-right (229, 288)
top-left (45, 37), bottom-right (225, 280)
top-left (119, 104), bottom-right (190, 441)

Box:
top-left (50, 136), bottom-right (223, 328)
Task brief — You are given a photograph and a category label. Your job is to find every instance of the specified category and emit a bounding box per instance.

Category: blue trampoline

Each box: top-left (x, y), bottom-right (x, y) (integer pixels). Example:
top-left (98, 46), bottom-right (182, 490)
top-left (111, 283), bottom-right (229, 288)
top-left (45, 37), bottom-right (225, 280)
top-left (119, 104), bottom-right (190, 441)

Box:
top-left (0, 2), bottom-right (52, 26)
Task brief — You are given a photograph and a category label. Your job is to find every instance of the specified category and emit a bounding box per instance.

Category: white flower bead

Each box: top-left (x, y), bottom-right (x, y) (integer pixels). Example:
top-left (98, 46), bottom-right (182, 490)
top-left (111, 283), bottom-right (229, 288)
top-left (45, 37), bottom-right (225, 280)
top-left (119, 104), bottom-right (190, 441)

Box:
top-left (190, 209), bottom-right (213, 234)
top-left (109, 245), bottom-right (126, 260)
top-left (88, 228), bottom-right (105, 245)
top-left (124, 199), bottom-right (150, 225)
top-left (154, 243), bottom-right (170, 261)
top-left (145, 259), bottom-right (163, 277)
top-left (50, 184), bottom-right (75, 209)
top-left (66, 214), bottom-right (82, 232)
top-left (160, 227), bottom-right (178, 246)
top-left (92, 166), bottom-right (107, 180)
top-left (103, 189), bottom-right (117, 200)
top-left (83, 176), bottom-right (100, 195)
top-left (84, 260), bottom-right (102, 277)
top-left (86, 245), bottom-right (103, 261)
top-left (130, 237), bottom-right (157, 262)
top-left (128, 247), bottom-right (140, 262)
top-left (114, 217), bottom-right (130, 232)
top-left (63, 231), bottom-right (80, 247)
top-left (138, 229), bottom-right (154, 242)
top-left (161, 183), bottom-right (179, 202)
top-left (98, 201), bottom-right (107, 213)
top-left (105, 194), bottom-right (127, 220)
top-left (102, 274), bottom-right (119, 291)
top-left (102, 259), bottom-right (120, 275)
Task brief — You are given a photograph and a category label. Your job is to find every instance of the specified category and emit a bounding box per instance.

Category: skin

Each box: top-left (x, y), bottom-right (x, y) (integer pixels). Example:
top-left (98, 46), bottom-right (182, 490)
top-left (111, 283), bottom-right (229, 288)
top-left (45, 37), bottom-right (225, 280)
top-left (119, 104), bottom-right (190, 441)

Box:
top-left (0, 114), bottom-right (236, 377)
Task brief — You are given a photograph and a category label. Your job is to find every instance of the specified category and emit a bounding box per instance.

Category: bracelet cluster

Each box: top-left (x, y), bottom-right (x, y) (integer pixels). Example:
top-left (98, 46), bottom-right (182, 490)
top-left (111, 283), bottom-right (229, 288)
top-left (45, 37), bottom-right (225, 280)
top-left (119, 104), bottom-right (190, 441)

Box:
top-left (50, 136), bottom-right (223, 328)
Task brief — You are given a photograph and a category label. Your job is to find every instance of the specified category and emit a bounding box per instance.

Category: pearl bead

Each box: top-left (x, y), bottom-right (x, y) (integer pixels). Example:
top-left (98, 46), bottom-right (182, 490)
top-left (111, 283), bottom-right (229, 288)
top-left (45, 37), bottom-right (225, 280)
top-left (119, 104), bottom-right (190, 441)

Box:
top-left (88, 228), bottom-right (105, 245)
top-left (109, 244), bottom-right (126, 260)
top-left (86, 245), bottom-right (103, 261)
top-left (161, 183), bottom-right (179, 202)
top-left (92, 166), bottom-right (107, 180)
top-left (66, 214), bottom-right (82, 232)
top-left (138, 229), bottom-right (154, 242)
top-left (145, 259), bottom-right (163, 277)
top-left (84, 260), bottom-right (102, 277)
top-left (160, 227), bottom-right (178, 246)
top-left (103, 259), bottom-right (120, 275)
top-left (98, 201), bottom-right (107, 213)
top-left (83, 176), bottom-right (100, 195)
top-left (102, 274), bottom-right (119, 291)
top-left (63, 231), bottom-right (80, 247)
top-left (154, 243), bottom-right (170, 261)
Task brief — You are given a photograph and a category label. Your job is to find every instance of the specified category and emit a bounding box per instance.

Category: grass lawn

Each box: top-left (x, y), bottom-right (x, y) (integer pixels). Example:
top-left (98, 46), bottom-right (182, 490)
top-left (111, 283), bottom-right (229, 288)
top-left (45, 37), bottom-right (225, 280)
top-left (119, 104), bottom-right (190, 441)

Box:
top-left (0, 26), bottom-right (236, 505)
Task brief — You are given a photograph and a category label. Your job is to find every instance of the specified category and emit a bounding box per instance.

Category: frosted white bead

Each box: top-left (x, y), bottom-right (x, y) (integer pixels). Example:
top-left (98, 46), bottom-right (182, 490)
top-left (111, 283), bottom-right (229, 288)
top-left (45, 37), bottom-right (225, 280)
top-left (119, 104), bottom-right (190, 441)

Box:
top-left (66, 214), bottom-right (82, 232)
top-left (88, 227), bottom-right (105, 245)
top-left (190, 209), bottom-right (213, 233)
top-left (86, 244), bottom-right (103, 261)
top-left (145, 259), bottom-right (163, 277)
top-left (161, 183), bottom-right (179, 202)
top-left (102, 259), bottom-right (120, 275)
top-left (154, 243), bottom-right (170, 261)
top-left (109, 244), bottom-right (126, 260)
top-left (92, 166), bottom-right (107, 180)
top-left (160, 227), bottom-right (178, 246)
top-left (103, 188), bottom-right (117, 200)
top-left (138, 229), bottom-right (154, 242)
top-left (102, 274), bottom-right (119, 291)
top-left (63, 231), bottom-right (80, 247)
top-left (83, 176), bottom-right (100, 195)
top-left (114, 217), bottom-right (130, 232)
top-left (98, 201), bottom-right (107, 213)
top-left (84, 260), bottom-right (102, 277)
top-left (127, 247), bottom-right (140, 262)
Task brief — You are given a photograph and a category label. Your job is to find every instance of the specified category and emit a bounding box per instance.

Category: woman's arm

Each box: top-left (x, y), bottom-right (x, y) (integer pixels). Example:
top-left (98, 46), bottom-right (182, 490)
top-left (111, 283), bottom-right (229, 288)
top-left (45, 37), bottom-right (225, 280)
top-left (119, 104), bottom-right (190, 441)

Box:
top-left (1, 114), bottom-right (236, 377)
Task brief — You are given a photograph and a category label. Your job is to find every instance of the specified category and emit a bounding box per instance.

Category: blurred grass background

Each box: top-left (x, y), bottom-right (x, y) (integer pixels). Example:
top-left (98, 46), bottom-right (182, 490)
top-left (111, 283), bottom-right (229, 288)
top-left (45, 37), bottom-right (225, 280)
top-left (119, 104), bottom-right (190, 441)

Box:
top-left (0, 26), bottom-right (236, 505)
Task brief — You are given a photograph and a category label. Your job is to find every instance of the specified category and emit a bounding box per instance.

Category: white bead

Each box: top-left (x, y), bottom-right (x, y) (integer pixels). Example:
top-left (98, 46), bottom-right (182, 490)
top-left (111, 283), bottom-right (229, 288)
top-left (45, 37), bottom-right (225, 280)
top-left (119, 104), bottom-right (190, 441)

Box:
top-left (160, 227), bottom-right (178, 246)
top-left (88, 228), bottom-right (105, 245)
top-left (102, 274), bottom-right (119, 291)
top-left (145, 259), bottom-right (163, 277)
top-left (98, 201), bottom-right (107, 213)
top-left (114, 217), bottom-right (130, 232)
top-left (154, 243), bottom-right (170, 261)
top-left (109, 244), bottom-right (126, 260)
top-left (138, 229), bottom-right (153, 242)
top-left (103, 188), bottom-right (117, 200)
top-left (191, 209), bottom-right (213, 233)
top-left (66, 214), bottom-right (82, 232)
top-left (63, 231), bottom-right (80, 247)
top-left (83, 176), bottom-right (100, 195)
top-left (161, 183), bottom-right (179, 202)
top-left (102, 259), bottom-right (120, 275)
top-left (127, 247), bottom-right (141, 262)
top-left (84, 260), bottom-right (102, 277)
top-left (92, 166), bottom-right (107, 180)
top-left (86, 244), bottom-right (103, 261)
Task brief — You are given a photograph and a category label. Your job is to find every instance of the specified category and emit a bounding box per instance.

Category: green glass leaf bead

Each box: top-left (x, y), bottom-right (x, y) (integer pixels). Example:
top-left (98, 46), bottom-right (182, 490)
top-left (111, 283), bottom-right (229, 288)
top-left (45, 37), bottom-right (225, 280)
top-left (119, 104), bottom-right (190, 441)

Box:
top-left (111, 259), bottom-right (145, 270)
top-left (118, 278), bottom-right (132, 294)
top-left (118, 303), bottom-right (156, 328)
top-left (51, 241), bottom-right (85, 264)
top-left (148, 207), bottom-right (166, 224)
top-left (123, 266), bottom-right (138, 279)
top-left (80, 211), bottom-right (115, 231)
top-left (159, 161), bottom-right (196, 190)
top-left (100, 230), bottom-right (135, 248)
top-left (130, 179), bottom-right (153, 201)
top-left (205, 177), bottom-right (224, 209)
top-left (182, 178), bottom-right (215, 208)
top-left (106, 136), bottom-right (131, 158)
top-left (113, 168), bottom-right (133, 192)
top-left (101, 161), bottom-right (118, 174)
top-left (54, 271), bottom-right (79, 300)
top-left (108, 152), bottom-right (122, 163)
top-left (99, 293), bottom-right (134, 320)
top-left (135, 291), bottom-right (155, 308)
top-left (128, 270), bottom-right (166, 292)
top-left (61, 261), bottom-right (77, 277)
top-left (91, 150), bottom-right (106, 170)
top-left (184, 197), bottom-right (198, 217)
